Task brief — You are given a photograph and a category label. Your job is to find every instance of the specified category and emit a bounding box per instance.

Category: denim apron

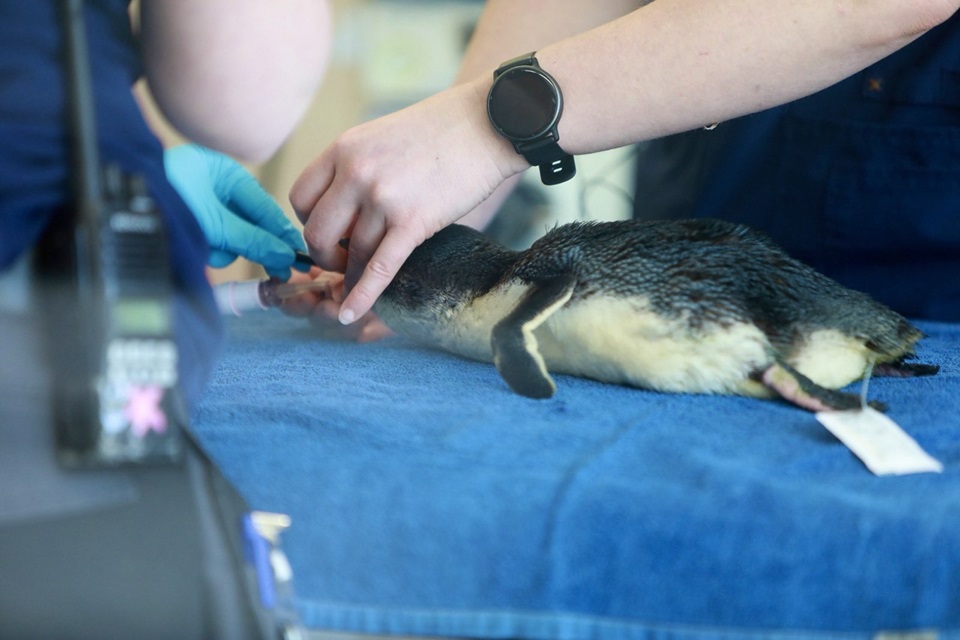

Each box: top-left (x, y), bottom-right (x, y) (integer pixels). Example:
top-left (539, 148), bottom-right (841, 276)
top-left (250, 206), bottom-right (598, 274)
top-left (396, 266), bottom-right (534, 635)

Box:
top-left (0, 0), bottom-right (222, 409)
top-left (634, 15), bottom-right (960, 321)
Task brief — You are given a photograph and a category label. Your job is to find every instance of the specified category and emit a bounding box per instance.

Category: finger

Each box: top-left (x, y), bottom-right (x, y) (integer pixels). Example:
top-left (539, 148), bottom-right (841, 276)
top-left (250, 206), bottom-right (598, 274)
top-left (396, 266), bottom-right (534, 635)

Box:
top-left (309, 299), bottom-right (342, 325)
top-left (339, 226), bottom-right (420, 324)
top-left (326, 273), bottom-right (346, 304)
top-left (280, 270), bottom-right (337, 315)
top-left (300, 175), bottom-right (357, 273)
top-left (225, 170), bottom-right (307, 252)
top-left (263, 265), bottom-right (293, 281)
top-left (278, 290), bottom-right (326, 317)
top-left (308, 300), bottom-right (365, 341)
top-left (357, 317), bottom-right (396, 343)
top-left (208, 249), bottom-right (240, 269)
top-left (290, 152), bottom-right (336, 225)
top-left (218, 208), bottom-right (297, 277)
top-left (341, 219), bottom-right (384, 294)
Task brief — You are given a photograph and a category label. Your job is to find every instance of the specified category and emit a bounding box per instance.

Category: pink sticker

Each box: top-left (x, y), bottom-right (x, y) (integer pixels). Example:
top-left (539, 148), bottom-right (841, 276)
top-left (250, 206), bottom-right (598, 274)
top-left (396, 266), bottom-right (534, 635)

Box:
top-left (123, 385), bottom-right (168, 437)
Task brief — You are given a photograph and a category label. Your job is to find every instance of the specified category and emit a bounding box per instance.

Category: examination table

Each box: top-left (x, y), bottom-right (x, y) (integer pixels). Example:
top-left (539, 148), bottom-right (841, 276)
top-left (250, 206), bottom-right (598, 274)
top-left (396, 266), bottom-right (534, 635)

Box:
top-left (191, 313), bottom-right (960, 639)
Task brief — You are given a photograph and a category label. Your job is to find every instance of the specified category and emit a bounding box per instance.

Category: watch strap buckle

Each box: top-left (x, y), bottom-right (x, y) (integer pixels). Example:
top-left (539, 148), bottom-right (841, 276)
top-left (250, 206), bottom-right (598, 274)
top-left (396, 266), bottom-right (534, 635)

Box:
top-left (539, 155), bottom-right (576, 186)
top-left (519, 137), bottom-right (577, 185)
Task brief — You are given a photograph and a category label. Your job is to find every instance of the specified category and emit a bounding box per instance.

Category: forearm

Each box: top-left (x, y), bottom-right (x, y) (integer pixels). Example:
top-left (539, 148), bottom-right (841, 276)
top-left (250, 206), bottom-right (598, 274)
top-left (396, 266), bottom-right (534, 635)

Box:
top-left (456, 0), bottom-right (644, 82)
top-left (139, 0), bottom-right (332, 163)
top-left (454, 0), bottom-right (644, 229)
top-left (532, 0), bottom-right (959, 153)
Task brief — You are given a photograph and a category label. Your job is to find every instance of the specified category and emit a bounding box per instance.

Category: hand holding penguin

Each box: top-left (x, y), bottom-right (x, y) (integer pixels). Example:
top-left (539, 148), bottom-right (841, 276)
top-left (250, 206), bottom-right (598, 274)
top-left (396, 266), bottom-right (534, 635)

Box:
top-left (289, 80), bottom-right (529, 326)
top-left (372, 218), bottom-right (938, 411)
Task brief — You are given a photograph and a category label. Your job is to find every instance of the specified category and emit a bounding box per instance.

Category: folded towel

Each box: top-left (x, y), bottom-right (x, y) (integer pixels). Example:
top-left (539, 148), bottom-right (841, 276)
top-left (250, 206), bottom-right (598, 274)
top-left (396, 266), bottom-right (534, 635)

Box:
top-left (192, 313), bottom-right (960, 639)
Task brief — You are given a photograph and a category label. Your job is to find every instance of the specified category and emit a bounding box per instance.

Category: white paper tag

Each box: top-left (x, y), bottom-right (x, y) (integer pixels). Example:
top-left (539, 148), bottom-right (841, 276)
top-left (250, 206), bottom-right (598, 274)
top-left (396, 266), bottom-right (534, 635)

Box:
top-left (815, 407), bottom-right (943, 476)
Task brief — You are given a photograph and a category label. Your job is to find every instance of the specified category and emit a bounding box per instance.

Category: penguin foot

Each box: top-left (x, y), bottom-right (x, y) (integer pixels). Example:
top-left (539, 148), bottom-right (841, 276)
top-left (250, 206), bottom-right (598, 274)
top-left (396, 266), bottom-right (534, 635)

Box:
top-left (491, 274), bottom-right (577, 399)
top-left (873, 361), bottom-right (940, 378)
top-left (757, 360), bottom-right (886, 413)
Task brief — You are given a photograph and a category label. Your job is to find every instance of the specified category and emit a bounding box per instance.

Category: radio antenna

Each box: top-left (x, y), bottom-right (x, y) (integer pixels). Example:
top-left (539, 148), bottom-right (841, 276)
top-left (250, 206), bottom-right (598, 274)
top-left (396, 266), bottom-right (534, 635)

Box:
top-left (62, 0), bottom-right (102, 284)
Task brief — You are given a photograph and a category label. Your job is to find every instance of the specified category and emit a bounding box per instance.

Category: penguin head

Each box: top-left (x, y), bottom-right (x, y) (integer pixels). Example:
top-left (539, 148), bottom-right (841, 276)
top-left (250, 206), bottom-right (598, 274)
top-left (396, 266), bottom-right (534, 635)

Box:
top-left (374, 224), bottom-right (516, 327)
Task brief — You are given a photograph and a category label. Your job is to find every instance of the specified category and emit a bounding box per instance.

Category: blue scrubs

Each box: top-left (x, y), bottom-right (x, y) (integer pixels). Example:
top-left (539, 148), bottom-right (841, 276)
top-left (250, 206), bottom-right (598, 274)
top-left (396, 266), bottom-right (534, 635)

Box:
top-left (633, 15), bottom-right (960, 321)
top-left (0, 0), bottom-right (222, 410)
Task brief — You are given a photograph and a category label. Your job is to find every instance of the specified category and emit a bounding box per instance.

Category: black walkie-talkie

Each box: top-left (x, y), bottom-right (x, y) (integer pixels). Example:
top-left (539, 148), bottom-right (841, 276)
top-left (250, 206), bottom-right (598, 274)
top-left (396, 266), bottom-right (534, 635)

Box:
top-left (33, 0), bottom-right (185, 467)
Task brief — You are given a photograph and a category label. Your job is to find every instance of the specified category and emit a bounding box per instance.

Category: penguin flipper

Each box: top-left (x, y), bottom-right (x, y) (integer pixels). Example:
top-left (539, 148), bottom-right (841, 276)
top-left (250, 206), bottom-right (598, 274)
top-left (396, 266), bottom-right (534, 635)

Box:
top-left (491, 274), bottom-right (577, 399)
top-left (759, 359), bottom-right (886, 413)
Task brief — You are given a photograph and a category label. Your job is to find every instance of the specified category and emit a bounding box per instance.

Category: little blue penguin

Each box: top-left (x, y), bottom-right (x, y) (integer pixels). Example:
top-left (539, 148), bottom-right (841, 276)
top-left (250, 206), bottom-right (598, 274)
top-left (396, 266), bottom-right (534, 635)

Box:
top-left (372, 218), bottom-right (938, 411)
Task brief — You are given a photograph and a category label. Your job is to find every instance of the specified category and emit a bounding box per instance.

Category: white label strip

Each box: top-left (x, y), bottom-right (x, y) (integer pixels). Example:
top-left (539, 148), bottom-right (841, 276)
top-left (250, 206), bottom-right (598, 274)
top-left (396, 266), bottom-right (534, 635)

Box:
top-left (816, 407), bottom-right (944, 476)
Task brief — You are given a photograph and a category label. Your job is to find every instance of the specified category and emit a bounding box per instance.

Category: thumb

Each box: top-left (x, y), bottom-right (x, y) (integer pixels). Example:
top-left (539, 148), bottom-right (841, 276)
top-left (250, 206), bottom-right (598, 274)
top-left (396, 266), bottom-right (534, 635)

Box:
top-left (219, 210), bottom-right (297, 278)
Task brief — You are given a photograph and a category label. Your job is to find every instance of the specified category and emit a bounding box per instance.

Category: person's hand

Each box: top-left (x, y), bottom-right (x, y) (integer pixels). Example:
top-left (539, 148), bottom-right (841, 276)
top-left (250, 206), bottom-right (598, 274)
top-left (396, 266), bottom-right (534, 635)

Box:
top-left (278, 268), bottom-right (395, 343)
top-left (165, 144), bottom-right (308, 279)
top-left (290, 79), bottom-right (527, 325)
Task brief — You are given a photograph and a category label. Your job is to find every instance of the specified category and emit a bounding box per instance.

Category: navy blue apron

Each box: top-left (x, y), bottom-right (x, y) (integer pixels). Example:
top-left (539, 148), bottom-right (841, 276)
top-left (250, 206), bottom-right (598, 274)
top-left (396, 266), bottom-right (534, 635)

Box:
top-left (634, 15), bottom-right (960, 321)
top-left (0, 6), bottom-right (290, 639)
top-left (0, 0), bottom-right (222, 408)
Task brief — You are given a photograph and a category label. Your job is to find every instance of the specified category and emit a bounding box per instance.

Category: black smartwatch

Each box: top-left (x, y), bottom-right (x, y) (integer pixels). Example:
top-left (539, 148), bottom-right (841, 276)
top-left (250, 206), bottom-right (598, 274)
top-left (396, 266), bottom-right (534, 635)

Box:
top-left (487, 53), bottom-right (576, 186)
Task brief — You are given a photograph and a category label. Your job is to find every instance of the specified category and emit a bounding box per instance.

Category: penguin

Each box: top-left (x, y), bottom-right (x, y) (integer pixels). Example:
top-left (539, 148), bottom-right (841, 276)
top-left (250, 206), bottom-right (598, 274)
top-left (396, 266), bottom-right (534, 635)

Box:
top-left (372, 218), bottom-right (938, 411)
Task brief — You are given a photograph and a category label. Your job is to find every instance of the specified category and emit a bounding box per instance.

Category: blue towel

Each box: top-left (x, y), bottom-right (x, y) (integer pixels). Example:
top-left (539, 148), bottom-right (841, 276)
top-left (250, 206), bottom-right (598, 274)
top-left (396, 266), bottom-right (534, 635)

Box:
top-left (192, 313), bottom-right (960, 639)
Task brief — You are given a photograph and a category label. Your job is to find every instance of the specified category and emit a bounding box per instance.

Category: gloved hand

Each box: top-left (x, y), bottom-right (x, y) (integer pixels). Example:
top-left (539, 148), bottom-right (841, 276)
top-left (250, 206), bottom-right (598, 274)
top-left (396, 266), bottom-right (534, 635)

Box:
top-left (164, 144), bottom-right (308, 279)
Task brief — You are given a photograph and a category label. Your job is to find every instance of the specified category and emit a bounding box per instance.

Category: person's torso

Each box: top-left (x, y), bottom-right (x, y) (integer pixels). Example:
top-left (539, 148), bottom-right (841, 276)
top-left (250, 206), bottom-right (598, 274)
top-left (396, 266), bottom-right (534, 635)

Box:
top-left (0, 0), bottom-right (221, 409)
top-left (633, 14), bottom-right (960, 320)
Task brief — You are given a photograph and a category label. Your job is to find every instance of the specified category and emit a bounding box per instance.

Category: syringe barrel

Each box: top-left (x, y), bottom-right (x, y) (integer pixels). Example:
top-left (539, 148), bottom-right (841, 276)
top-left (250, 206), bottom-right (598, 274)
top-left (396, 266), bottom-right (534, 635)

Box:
top-left (213, 280), bottom-right (269, 317)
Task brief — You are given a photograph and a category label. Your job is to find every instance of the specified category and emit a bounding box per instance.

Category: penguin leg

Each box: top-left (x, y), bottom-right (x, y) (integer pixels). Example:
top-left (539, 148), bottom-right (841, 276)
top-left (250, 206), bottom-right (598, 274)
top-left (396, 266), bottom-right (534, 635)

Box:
top-left (491, 274), bottom-right (577, 399)
top-left (757, 359), bottom-right (886, 412)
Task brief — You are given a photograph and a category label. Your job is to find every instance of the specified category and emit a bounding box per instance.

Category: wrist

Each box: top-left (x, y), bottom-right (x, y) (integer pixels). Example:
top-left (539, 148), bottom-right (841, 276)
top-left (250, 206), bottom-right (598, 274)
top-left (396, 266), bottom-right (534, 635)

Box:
top-left (484, 53), bottom-right (576, 186)
top-left (462, 76), bottom-right (532, 181)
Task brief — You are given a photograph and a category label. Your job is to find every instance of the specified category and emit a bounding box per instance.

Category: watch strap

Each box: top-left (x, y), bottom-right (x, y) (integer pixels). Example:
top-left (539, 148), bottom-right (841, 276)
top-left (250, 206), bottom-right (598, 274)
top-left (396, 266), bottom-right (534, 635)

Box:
top-left (519, 138), bottom-right (577, 185)
top-left (494, 52), bottom-right (537, 78)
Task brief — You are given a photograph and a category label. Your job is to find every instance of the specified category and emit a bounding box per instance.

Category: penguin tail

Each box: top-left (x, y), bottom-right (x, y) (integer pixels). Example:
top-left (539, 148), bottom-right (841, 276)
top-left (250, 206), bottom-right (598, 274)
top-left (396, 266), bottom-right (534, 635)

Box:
top-left (861, 316), bottom-right (924, 360)
top-left (860, 317), bottom-right (939, 376)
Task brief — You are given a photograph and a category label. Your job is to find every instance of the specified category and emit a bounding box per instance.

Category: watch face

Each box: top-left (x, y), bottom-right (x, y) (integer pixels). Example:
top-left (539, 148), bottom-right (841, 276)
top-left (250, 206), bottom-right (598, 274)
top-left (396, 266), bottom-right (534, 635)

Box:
top-left (488, 67), bottom-right (561, 141)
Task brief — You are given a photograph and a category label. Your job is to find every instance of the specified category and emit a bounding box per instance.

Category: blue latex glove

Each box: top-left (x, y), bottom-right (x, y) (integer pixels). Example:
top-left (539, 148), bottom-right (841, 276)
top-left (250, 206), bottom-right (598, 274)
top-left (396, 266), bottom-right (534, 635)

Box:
top-left (164, 144), bottom-right (308, 279)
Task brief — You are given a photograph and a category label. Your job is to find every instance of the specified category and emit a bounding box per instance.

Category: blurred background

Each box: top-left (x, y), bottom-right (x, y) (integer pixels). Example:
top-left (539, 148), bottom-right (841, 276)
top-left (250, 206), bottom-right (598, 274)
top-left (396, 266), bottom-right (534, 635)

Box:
top-left (140, 0), bottom-right (636, 284)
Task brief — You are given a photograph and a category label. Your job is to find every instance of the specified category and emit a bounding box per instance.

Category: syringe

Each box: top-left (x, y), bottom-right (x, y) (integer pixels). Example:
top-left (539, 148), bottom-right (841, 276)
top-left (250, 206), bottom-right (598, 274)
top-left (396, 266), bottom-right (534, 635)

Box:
top-left (213, 276), bottom-right (336, 317)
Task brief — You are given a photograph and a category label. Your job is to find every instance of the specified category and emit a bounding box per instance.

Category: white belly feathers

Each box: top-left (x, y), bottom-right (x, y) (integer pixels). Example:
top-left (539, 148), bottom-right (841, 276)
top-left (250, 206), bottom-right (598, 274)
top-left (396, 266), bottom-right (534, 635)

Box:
top-left (419, 286), bottom-right (873, 397)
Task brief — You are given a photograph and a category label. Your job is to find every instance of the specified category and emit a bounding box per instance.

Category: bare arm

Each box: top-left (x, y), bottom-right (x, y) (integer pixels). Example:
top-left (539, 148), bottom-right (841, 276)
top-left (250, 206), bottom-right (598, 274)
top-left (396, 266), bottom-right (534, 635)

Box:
top-left (536, 0), bottom-right (958, 153)
top-left (456, 0), bottom-right (644, 81)
top-left (456, 0), bottom-right (643, 230)
top-left (292, 0), bottom-right (960, 324)
top-left (139, 0), bottom-right (332, 163)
